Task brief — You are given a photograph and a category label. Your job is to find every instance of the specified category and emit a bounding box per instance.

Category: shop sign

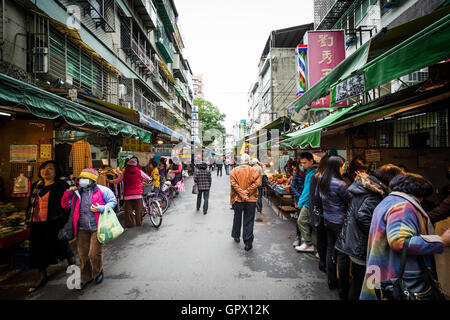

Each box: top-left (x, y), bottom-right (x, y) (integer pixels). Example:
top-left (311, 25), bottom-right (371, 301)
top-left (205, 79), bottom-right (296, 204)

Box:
top-left (10, 145), bottom-right (38, 163)
top-left (39, 143), bottom-right (52, 160)
top-left (331, 72), bottom-right (366, 104)
top-left (306, 30), bottom-right (347, 108)
top-left (122, 138), bottom-right (150, 152)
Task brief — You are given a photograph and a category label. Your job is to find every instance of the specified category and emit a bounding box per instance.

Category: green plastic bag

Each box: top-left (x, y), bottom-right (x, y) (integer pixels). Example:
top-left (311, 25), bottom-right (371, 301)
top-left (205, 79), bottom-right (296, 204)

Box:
top-left (97, 206), bottom-right (124, 244)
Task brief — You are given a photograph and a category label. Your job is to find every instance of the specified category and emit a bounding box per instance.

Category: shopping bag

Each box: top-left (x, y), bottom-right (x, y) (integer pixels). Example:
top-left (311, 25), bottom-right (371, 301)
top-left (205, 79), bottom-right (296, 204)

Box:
top-left (192, 183), bottom-right (199, 194)
top-left (175, 180), bottom-right (185, 192)
top-left (97, 206), bottom-right (124, 244)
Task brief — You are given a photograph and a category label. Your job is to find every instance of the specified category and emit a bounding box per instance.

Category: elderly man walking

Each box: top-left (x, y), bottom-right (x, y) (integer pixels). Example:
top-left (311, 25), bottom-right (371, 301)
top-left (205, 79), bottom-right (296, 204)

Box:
top-left (194, 162), bottom-right (212, 215)
top-left (230, 153), bottom-right (261, 251)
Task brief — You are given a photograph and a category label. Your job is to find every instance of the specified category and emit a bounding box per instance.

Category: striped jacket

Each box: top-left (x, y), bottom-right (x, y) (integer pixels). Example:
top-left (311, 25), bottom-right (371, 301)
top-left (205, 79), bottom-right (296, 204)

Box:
top-left (360, 192), bottom-right (444, 300)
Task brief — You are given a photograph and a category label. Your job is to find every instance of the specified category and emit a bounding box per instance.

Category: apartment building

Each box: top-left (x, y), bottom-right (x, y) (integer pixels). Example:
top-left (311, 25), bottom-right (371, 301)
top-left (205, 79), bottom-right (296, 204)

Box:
top-left (192, 74), bottom-right (204, 98)
top-left (0, 0), bottom-right (193, 135)
top-left (246, 23), bottom-right (314, 135)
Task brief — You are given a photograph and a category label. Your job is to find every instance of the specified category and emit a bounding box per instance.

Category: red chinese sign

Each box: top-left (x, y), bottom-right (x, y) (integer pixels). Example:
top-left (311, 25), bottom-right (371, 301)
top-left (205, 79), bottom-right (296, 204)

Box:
top-left (306, 31), bottom-right (346, 108)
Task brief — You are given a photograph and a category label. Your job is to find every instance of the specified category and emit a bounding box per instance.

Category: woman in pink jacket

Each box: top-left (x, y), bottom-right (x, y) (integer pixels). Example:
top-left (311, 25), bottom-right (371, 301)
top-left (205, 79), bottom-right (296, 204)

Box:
top-left (61, 168), bottom-right (117, 290)
top-left (107, 157), bottom-right (150, 228)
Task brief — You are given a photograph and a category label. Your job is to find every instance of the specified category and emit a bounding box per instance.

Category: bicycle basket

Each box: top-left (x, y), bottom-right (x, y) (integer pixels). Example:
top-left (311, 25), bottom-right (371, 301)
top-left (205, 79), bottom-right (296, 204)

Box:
top-left (161, 182), bottom-right (170, 192)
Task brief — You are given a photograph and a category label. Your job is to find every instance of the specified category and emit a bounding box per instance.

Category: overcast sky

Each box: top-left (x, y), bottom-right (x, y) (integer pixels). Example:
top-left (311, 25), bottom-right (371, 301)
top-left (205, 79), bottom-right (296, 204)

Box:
top-left (175, 0), bottom-right (314, 134)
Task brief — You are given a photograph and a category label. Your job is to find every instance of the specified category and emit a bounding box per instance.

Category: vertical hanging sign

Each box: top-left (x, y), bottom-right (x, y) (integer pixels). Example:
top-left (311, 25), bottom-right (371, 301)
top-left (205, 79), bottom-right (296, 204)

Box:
top-left (306, 30), bottom-right (346, 108)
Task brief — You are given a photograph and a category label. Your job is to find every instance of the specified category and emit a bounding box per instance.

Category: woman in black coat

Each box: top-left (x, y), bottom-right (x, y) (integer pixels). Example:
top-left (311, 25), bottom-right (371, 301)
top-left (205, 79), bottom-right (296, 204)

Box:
top-left (335, 164), bottom-right (404, 300)
top-left (26, 160), bottom-right (75, 293)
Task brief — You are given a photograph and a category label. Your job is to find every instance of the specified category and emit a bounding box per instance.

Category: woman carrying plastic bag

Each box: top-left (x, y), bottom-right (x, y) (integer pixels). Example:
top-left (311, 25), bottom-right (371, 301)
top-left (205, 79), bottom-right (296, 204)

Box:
top-left (61, 168), bottom-right (117, 290)
top-left (97, 206), bottom-right (124, 244)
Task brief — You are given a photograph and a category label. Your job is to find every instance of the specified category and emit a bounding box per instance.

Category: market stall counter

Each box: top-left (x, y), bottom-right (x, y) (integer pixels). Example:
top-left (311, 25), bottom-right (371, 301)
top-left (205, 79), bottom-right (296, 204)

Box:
top-left (0, 203), bottom-right (29, 269)
top-left (264, 173), bottom-right (297, 219)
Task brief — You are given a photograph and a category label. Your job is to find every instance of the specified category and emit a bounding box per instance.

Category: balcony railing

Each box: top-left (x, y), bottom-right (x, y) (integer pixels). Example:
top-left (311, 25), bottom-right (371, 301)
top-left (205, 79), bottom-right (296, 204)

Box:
top-left (154, 0), bottom-right (176, 32)
top-left (153, 72), bottom-right (170, 94)
top-left (155, 20), bottom-right (174, 63)
top-left (134, 92), bottom-right (166, 123)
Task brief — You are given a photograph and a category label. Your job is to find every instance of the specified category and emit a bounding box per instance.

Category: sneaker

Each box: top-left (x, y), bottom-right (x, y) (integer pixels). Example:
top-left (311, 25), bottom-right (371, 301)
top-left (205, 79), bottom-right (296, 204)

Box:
top-left (292, 239), bottom-right (301, 247)
top-left (295, 243), bottom-right (315, 253)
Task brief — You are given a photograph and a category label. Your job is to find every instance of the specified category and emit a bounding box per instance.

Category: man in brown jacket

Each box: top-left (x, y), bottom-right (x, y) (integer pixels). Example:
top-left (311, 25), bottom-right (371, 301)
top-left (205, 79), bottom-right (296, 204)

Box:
top-left (230, 153), bottom-right (261, 251)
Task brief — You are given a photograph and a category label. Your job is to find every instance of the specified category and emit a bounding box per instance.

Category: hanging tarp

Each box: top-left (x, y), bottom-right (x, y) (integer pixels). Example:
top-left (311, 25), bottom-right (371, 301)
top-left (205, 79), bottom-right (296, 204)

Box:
top-left (156, 60), bottom-right (176, 85)
top-left (0, 73), bottom-right (151, 143)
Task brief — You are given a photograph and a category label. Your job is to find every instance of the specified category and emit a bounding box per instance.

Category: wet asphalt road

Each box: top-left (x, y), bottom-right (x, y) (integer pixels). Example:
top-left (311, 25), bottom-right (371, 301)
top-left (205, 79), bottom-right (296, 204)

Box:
top-left (26, 173), bottom-right (338, 300)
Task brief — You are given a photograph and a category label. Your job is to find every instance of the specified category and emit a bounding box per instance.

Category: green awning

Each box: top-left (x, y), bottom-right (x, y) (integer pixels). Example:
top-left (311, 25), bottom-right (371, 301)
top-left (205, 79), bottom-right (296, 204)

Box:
top-left (156, 40), bottom-right (174, 63)
top-left (0, 73), bottom-right (151, 142)
top-left (174, 85), bottom-right (186, 99)
top-left (281, 105), bottom-right (357, 149)
top-left (354, 13), bottom-right (450, 94)
top-left (154, 0), bottom-right (175, 32)
top-left (295, 5), bottom-right (450, 112)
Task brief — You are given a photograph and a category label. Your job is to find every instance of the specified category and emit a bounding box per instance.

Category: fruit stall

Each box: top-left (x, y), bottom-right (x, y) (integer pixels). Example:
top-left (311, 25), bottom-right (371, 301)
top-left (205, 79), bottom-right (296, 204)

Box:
top-left (264, 173), bottom-right (297, 218)
top-left (0, 203), bottom-right (29, 269)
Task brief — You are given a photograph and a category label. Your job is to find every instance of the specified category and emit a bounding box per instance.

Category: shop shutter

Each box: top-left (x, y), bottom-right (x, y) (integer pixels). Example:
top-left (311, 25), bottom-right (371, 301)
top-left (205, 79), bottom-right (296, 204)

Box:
top-left (80, 51), bottom-right (92, 91)
top-left (49, 28), bottom-right (66, 80)
top-left (67, 42), bottom-right (80, 87)
top-left (92, 59), bottom-right (103, 98)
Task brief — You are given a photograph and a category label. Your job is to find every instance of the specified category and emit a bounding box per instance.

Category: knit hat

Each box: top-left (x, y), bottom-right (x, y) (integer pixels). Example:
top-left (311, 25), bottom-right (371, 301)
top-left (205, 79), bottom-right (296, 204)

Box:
top-left (79, 168), bottom-right (99, 182)
top-left (128, 158), bottom-right (138, 166)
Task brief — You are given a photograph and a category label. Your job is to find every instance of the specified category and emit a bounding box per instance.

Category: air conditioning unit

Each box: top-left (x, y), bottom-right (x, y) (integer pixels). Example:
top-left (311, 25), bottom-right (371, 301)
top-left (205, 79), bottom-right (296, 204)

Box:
top-left (32, 47), bottom-right (49, 73)
top-left (402, 69), bottom-right (429, 86)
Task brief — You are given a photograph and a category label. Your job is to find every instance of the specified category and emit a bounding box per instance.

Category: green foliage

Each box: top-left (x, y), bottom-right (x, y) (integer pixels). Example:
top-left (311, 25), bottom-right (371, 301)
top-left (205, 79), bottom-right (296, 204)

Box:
top-left (194, 98), bottom-right (226, 145)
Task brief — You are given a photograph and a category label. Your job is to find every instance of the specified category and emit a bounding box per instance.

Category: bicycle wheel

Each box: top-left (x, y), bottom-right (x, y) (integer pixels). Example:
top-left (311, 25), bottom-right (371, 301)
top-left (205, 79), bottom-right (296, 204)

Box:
top-left (149, 200), bottom-right (162, 228)
top-left (157, 193), bottom-right (169, 214)
top-left (142, 197), bottom-right (150, 217)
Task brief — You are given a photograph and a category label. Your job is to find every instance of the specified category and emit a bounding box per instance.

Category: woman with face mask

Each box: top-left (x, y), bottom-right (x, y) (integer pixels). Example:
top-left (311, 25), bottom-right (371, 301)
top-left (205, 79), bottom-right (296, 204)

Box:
top-left (26, 160), bottom-right (76, 293)
top-left (61, 168), bottom-right (117, 290)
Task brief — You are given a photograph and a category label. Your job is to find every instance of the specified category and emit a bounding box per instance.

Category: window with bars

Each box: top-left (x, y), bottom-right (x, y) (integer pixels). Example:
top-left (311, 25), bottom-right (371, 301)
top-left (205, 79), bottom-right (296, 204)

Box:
top-left (47, 27), bottom-right (116, 101)
top-left (348, 107), bottom-right (449, 149)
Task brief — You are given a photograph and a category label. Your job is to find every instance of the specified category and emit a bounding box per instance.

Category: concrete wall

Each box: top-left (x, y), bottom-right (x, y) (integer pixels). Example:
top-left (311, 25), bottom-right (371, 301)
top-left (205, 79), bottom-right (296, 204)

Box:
top-left (2, 0), bottom-right (28, 70)
top-left (270, 48), bottom-right (297, 119)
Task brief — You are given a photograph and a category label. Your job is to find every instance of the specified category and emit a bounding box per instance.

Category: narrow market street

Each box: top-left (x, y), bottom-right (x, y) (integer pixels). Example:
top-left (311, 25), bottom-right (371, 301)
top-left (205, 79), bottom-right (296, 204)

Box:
top-left (2, 174), bottom-right (337, 300)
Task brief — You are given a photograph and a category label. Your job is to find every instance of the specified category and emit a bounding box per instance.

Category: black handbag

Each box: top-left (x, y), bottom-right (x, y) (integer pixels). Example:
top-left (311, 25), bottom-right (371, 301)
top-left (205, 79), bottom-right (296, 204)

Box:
top-left (309, 185), bottom-right (323, 228)
top-left (309, 205), bottom-right (323, 228)
top-left (58, 196), bottom-right (77, 241)
top-left (375, 238), bottom-right (445, 300)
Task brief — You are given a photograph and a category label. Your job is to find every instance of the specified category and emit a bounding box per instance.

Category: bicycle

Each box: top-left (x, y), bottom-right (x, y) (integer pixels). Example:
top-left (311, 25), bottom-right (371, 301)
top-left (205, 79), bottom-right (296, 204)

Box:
top-left (144, 181), bottom-right (170, 214)
top-left (142, 185), bottom-right (163, 228)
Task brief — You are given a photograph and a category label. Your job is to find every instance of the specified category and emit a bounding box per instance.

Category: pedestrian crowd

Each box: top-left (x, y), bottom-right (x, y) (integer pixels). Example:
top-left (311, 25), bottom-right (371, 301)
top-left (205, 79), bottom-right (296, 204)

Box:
top-left (20, 151), bottom-right (450, 300)
top-left (282, 152), bottom-right (450, 300)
